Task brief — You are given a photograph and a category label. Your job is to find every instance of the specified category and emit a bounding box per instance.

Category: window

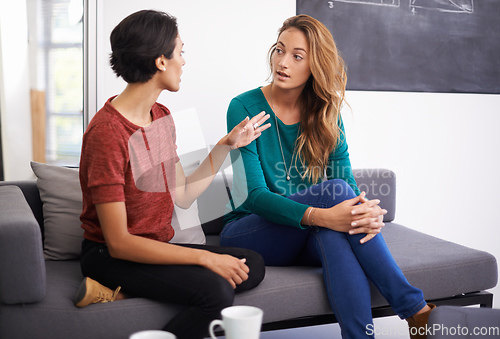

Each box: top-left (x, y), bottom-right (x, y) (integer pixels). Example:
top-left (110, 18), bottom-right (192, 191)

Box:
top-left (29, 0), bottom-right (83, 166)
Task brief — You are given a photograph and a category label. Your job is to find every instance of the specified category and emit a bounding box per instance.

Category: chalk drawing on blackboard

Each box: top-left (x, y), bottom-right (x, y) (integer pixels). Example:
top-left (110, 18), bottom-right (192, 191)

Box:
top-left (329, 0), bottom-right (473, 14)
top-left (330, 0), bottom-right (400, 7)
top-left (410, 0), bottom-right (474, 14)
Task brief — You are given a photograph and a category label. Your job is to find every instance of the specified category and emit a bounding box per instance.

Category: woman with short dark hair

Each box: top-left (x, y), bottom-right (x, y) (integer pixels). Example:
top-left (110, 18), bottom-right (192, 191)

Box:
top-left (74, 10), bottom-right (268, 339)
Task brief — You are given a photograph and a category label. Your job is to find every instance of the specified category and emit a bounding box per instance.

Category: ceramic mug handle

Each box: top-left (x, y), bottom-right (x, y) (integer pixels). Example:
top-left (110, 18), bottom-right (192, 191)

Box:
top-left (209, 319), bottom-right (224, 339)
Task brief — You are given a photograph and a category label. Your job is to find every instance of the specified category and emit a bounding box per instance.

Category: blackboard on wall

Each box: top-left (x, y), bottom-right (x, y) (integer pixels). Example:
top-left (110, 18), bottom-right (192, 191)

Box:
top-left (297, 0), bottom-right (500, 94)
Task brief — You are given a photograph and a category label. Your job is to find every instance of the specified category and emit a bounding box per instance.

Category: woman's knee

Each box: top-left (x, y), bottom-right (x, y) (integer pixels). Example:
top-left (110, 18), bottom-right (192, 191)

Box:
top-left (210, 245), bottom-right (266, 293)
top-left (289, 179), bottom-right (357, 207)
top-left (310, 179), bottom-right (357, 206)
top-left (326, 179), bottom-right (357, 200)
top-left (236, 249), bottom-right (266, 293)
top-left (197, 276), bottom-right (235, 313)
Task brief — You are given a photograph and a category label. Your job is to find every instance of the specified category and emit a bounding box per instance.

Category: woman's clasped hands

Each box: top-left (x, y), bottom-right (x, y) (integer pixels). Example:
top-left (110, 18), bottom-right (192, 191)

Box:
top-left (316, 191), bottom-right (387, 244)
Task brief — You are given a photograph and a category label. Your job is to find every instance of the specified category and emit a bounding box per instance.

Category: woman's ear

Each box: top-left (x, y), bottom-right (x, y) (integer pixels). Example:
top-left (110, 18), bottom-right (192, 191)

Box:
top-left (155, 55), bottom-right (167, 72)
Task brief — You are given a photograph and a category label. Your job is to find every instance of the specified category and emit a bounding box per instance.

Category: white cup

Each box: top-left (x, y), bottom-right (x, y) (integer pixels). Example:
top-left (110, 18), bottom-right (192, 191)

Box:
top-left (129, 330), bottom-right (176, 339)
top-left (209, 305), bottom-right (263, 339)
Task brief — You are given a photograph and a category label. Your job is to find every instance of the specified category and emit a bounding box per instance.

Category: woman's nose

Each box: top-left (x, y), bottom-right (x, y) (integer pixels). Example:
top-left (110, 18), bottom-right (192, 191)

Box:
top-left (278, 54), bottom-right (289, 68)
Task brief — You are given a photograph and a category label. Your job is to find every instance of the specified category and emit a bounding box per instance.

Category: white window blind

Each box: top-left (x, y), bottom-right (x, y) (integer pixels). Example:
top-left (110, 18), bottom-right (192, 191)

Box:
top-left (32, 0), bottom-right (83, 165)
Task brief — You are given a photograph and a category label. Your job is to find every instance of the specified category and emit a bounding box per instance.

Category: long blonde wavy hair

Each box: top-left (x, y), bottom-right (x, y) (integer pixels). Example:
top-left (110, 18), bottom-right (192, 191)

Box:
top-left (269, 15), bottom-right (347, 184)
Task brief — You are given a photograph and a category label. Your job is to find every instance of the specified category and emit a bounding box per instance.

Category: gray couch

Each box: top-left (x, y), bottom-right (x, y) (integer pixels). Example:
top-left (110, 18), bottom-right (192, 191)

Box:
top-left (0, 167), bottom-right (497, 339)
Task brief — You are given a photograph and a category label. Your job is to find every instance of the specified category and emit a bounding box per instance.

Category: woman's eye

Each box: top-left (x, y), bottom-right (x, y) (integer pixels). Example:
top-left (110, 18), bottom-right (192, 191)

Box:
top-left (276, 48), bottom-right (283, 54)
top-left (294, 54), bottom-right (303, 60)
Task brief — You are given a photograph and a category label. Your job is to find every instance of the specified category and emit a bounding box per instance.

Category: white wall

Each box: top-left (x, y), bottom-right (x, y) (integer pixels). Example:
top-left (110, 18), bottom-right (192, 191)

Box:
top-left (92, 0), bottom-right (295, 145)
top-left (342, 91), bottom-right (500, 308)
top-left (0, 0), bottom-right (34, 180)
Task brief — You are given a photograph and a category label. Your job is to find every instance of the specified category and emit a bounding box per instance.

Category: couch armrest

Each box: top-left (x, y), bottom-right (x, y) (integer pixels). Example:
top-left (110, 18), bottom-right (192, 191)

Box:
top-left (353, 168), bottom-right (396, 222)
top-left (0, 185), bottom-right (46, 304)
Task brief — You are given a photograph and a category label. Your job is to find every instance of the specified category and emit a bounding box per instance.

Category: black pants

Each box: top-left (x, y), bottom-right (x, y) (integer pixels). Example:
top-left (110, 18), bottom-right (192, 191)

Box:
top-left (80, 239), bottom-right (265, 339)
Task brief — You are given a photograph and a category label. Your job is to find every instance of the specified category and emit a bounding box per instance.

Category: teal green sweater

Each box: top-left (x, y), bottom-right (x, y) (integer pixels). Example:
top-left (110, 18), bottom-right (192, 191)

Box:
top-left (224, 88), bottom-right (360, 228)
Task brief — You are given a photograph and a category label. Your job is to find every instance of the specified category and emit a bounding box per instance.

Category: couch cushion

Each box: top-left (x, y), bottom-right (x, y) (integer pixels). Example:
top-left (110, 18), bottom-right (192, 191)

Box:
top-left (31, 161), bottom-right (83, 260)
top-left (381, 223), bottom-right (498, 301)
top-left (169, 202), bottom-right (206, 245)
top-left (234, 265), bottom-right (331, 323)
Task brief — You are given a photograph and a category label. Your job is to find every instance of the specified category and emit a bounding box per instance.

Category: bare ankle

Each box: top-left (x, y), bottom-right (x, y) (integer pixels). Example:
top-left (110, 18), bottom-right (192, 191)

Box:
top-left (114, 291), bottom-right (127, 301)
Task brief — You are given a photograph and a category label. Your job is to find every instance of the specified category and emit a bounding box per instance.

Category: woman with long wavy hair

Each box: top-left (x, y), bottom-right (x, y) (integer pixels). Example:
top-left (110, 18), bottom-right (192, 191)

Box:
top-left (220, 14), bottom-right (434, 339)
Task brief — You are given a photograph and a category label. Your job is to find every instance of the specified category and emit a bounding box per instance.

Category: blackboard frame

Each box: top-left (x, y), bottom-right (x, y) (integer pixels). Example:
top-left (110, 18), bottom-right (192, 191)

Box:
top-left (297, 0), bottom-right (500, 94)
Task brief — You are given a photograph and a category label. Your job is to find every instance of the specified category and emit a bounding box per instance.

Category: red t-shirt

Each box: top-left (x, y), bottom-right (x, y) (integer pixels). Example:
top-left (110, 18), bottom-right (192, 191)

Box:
top-left (79, 97), bottom-right (179, 243)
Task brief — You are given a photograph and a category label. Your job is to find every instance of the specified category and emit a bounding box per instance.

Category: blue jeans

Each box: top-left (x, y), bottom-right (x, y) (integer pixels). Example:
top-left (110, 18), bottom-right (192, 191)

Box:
top-left (220, 179), bottom-right (426, 339)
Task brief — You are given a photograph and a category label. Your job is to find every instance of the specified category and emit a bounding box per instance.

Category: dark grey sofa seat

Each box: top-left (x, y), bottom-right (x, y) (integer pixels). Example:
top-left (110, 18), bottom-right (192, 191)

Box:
top-left (0, 169), bottom-right (497, 339)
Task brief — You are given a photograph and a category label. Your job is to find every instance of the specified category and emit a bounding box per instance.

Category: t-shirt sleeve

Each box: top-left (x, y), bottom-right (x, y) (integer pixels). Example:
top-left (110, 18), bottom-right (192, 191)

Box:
top-left (82, 123), bottom-right (128, 204)
top-left (227, 98), bottom-right (309, 228)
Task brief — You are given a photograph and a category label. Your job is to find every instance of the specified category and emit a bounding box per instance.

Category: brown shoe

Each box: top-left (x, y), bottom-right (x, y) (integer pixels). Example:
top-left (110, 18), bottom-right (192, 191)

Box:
top-left (406, 303), bottom-right (436, 339)
top-left (74, 277), bottom-right (121, 308)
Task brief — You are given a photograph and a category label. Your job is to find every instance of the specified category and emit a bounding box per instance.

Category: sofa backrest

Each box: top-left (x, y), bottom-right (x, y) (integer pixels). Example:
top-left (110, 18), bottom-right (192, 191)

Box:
top-left (353, 168), bottom-right (396, 222)
top-left (198, 168), bottom-right (397, 236)
top-left (198, 173), bottom-right (233, 236)
top-left (0, 168), bottom-right (396, 238)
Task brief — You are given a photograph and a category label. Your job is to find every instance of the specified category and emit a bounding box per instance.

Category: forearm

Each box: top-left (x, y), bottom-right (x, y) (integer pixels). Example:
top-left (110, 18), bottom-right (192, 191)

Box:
top-left (96, 202), bottom-right (206, 265)
top-left (300, 207), bottom-right (339, 230)
top-left (300, 206), bottom-right (315, 227)
top-left (305, 207), bottom-right (333, 229)
top-left (177, 109), bottom-right (268, 208)
top-left (176, 141), bottom-right (231, 208)
top-left (106, 232), bottom-right (208, 265)
top-left (300, 195), bottom-right (386, 238)
top-left (96, 202), bottom-right (248, 287)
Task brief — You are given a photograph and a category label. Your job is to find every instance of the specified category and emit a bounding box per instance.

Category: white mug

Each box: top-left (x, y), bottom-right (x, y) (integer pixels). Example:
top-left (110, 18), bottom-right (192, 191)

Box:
top-left (209, 305), bottom-right (263, 339)
top-left (129, 330), bottom-right (176, 339)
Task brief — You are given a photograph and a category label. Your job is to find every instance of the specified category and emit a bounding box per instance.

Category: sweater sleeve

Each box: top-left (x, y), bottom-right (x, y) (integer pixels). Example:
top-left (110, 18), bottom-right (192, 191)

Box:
top-left (227, 98), bottom-right (309, 228)
top-left (326, 118), bottom-right (361, 196)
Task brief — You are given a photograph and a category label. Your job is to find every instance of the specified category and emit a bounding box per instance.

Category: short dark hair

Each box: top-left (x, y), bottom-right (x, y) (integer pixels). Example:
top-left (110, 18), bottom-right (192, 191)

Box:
top-left (109, 10), bottom-right (178, 83)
